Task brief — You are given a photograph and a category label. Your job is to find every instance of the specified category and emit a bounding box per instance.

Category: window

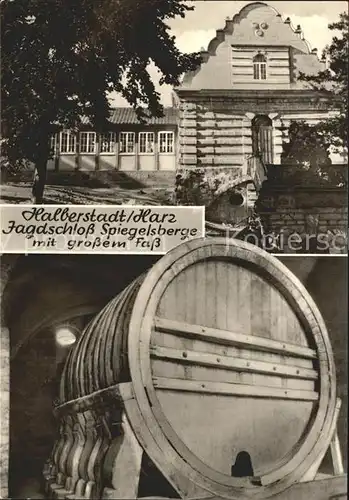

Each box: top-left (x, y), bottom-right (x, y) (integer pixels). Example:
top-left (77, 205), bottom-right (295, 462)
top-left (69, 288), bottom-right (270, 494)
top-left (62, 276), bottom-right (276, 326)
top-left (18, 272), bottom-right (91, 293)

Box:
top-left (159, 131), bottom-right (174, 154)
top-left (79, 132), bottom-right (96, 154)
top-left (119, 132), bottom-right (135, 154)
top-left (253, 53), bottom-right (267, 80)
top-left (139, 132), bottom-right (155, 154)
top-left (100, 132), bottom-right (116, 154)
top-left (252, 115), bottom-right (273, 164)
top-left (60, 131), bottom-right (76, 154)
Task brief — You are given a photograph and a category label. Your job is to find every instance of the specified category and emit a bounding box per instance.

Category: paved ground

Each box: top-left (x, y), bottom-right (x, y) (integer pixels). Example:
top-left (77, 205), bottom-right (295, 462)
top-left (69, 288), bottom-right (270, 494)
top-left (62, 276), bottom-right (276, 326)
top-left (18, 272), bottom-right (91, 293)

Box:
top-left (0, 182), bottom-right (174, 205)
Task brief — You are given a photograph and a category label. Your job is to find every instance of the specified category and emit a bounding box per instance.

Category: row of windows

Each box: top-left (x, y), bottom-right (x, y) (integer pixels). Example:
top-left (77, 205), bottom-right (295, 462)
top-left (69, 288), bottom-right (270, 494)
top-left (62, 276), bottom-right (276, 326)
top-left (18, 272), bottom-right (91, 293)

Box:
top-left (54, 131), bottom-right (175, 155)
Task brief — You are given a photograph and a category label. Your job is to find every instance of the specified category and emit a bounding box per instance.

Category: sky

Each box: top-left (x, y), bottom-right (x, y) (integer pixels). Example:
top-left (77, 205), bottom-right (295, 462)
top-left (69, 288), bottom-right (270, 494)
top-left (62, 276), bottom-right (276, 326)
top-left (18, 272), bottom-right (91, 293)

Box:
top-left (110, 0), bottom-right (347, 107)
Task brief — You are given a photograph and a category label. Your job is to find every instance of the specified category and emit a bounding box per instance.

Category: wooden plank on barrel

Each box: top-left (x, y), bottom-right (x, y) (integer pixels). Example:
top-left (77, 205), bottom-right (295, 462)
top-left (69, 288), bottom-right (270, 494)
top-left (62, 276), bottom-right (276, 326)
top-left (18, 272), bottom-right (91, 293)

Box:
top-left (152, 377), bottom-right (319, 401)
top-left (150, 345), bottom-right (318, 380)
top-left (154, 317), bottom-right (317, 359)
top-left (273, 475), bottom-right (347, 500)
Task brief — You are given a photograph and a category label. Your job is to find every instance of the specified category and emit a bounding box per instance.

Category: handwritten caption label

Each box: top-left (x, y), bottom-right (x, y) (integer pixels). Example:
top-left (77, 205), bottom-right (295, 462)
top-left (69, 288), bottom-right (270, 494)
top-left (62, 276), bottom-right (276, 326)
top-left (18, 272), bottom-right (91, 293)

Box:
top-left (0, 205), bottom-right (205, 254)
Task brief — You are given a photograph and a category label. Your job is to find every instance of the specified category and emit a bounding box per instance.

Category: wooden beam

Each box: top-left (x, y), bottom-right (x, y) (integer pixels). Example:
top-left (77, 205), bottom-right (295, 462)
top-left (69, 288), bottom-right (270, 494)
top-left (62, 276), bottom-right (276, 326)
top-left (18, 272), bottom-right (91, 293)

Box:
top-left (163, 475), bottom-right (346, 500)
top-left (150, 345), bottom-right (318, 380)
top-left (278, 475), bottom-right (347, 500)
top-left (154, 317), bottom-right (317, 360)
top-left (53, 383), bottom-right (123, 417)
top-left (152, 377), bottom-right (319, 401)
top-left (102, 412), bottom-right (143, 499)
top-left (299, 398), bottom-right (342, 483)
top-left (331, 429), bottom-right (344, 476)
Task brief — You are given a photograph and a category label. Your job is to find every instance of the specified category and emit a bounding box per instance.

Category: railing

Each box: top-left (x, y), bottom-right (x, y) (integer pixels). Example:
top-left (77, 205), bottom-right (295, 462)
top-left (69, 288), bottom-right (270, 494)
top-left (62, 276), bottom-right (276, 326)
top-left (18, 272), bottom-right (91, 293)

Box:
top-left (246, 155), bottom-right (268, 191)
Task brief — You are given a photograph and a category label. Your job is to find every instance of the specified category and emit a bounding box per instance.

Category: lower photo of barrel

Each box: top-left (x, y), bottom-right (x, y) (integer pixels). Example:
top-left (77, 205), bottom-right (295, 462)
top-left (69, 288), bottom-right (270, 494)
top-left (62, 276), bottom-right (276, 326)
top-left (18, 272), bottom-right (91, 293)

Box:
top-left (44, 237), bottom-right (337, 500)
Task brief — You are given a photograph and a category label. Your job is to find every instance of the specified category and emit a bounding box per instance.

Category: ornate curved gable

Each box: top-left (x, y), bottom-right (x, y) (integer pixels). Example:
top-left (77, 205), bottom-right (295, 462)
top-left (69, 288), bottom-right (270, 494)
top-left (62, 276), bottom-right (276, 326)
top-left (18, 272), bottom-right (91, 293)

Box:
top-left (179, 2), bottom-right (325, 90)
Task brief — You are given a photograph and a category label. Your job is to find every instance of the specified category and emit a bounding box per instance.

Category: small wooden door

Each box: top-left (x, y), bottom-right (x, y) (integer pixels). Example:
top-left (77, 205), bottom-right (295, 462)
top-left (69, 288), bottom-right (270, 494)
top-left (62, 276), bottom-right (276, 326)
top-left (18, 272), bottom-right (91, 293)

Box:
top-left (252, 115), bottom-right (274, 164)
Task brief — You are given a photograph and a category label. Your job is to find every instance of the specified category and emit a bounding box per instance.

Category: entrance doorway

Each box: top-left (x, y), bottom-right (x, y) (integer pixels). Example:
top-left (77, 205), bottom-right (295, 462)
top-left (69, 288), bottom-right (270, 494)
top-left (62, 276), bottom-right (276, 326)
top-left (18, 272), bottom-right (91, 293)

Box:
top-left (252, 115), bottom-right (274, 164)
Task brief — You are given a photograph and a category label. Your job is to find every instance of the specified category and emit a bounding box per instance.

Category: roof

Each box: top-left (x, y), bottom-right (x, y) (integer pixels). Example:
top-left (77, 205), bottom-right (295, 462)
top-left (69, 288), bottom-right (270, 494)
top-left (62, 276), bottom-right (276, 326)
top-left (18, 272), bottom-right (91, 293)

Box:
top-left (81, 107), bottom-right (178, 126)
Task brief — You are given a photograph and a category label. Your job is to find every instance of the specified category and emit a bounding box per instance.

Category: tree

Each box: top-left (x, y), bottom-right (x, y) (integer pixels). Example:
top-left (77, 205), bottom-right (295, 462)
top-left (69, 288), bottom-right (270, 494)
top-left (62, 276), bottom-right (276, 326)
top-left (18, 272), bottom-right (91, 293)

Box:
top-left (1, 0), bottom-right (201, 203)
top-left (286, 12), bottom-right (349, 161)
top-left (281, 120), bottom-right (332, 168)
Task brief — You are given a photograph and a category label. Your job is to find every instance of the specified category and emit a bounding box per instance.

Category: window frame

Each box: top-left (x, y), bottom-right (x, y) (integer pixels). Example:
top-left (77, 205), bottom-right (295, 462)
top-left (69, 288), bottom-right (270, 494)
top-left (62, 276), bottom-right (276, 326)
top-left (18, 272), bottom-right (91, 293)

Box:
top-left (59, 130), bottom-right (77, 155)
top-left (139, 131), bottom-right (155, 155)
top-left (79, 131), bottom-right (96, 155)
top-left (100, 132), bottom-right (117, 155)
top-left (158, 130), bottom-right (175, 155)
top-left (119, 131), bottom-right (135, 155)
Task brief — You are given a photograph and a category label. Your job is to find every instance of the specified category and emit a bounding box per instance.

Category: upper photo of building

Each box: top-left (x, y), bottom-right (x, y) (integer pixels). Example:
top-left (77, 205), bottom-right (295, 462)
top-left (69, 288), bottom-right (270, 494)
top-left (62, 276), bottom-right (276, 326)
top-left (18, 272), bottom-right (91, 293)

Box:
top-left (1, 1), bottom-right (348, 253)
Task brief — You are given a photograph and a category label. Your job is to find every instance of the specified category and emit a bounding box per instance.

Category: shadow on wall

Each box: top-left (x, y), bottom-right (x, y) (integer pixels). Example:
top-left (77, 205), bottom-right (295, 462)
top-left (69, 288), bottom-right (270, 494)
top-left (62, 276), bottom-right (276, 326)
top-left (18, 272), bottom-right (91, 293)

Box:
top-left (279, 255), bottom-right (348, 472)
top-left (10, 319), bottom-right (90, 499)
top-left (306, 257), bottom-right (348, 472)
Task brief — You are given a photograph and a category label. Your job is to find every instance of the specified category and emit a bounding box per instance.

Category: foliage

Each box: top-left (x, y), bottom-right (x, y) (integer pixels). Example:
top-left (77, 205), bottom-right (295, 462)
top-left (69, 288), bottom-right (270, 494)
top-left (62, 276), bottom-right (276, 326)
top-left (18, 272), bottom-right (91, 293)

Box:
top-left (281, 120), bottom-right (332, 168)
top-left (174, 169), bottom-right (242, 207)
top-left (297, 12), bottom-right (349, 152)
top-left (1, 0), bottom-right (201, 202)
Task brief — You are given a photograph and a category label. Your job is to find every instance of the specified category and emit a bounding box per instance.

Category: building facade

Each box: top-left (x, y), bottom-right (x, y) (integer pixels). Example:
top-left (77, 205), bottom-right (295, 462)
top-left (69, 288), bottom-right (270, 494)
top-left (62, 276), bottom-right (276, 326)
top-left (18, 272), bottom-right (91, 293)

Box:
top-left (175, 1), bottom-right (344, 175)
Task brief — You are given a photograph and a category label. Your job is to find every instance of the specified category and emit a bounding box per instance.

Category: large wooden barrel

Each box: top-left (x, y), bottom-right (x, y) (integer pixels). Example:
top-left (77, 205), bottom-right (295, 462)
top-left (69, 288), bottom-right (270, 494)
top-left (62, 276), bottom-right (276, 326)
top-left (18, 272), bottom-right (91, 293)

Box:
top-left (48, 238), bottom-right (336, 499)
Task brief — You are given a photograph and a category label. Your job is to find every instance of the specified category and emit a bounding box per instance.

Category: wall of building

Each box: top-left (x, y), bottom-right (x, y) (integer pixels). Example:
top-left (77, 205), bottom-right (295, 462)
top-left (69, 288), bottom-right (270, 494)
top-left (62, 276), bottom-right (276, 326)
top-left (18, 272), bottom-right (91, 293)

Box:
top-left (305, 257), bottom-right (348, 471)
top-left (257, 166), bottom-right (348, 252)
top-left (178, 95), bottom-right (336, 172)
top-left (180, 101), bottom-right (250, 170)
top-left (231, 46), bottom-right (291, 87)
top-left (279, 257), bottom-right (347, 471)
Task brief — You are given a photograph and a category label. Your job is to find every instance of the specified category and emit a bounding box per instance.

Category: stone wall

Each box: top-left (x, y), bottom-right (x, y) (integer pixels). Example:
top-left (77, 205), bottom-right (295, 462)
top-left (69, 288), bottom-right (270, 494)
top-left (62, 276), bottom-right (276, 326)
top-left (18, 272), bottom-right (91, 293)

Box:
top-left (257, 166), bottom-right (348, 253)
top-left (179, 3), bottom-right (324, 92)
top-left (0, 256), bottom-right (18, 499)
top-left (177, 93), bottom-right (336, 172)
top-left (179, 100), bottom-right (251, 170)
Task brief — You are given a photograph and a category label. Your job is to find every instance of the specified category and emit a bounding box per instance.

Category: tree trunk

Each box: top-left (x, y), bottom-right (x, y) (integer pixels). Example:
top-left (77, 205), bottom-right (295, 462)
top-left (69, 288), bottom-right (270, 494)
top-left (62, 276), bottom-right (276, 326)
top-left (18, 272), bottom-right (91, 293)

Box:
top-left (31, 148), bottom-right (49, 204)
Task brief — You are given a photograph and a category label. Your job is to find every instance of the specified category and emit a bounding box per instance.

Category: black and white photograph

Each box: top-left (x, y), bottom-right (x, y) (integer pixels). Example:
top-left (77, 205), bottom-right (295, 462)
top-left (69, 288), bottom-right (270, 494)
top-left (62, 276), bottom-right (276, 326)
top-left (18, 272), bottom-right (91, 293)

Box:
top-left (0, 1), bottom-right (348, 499)
top-left (1, 0), bottom-right (348, 253)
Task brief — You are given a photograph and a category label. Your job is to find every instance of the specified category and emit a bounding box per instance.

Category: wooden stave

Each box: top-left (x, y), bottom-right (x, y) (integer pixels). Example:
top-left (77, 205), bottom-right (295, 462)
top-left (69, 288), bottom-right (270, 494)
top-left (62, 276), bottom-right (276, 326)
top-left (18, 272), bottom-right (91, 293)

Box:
top-left (56, 237), bottom-right (336, 499)
top-left (59, 275), bottom-right (145, 403)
